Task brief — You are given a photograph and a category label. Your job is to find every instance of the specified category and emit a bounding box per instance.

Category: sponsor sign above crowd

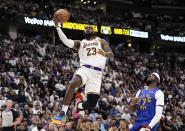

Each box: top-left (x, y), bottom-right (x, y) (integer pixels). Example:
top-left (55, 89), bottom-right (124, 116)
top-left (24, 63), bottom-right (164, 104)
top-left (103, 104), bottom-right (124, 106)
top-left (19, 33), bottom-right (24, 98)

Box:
top-left (160, 34), bottom-right (185, 43)
top-left (16, 16), bottom-right (185, 42)
top-left (22, 16), bottom-right (149, 38)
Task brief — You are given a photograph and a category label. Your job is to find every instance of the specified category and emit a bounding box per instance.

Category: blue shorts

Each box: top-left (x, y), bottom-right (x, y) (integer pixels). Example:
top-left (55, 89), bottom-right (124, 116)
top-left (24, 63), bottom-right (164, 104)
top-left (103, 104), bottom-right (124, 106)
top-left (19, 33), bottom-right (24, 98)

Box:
top-left (130, 122), bottom-right (158, 131)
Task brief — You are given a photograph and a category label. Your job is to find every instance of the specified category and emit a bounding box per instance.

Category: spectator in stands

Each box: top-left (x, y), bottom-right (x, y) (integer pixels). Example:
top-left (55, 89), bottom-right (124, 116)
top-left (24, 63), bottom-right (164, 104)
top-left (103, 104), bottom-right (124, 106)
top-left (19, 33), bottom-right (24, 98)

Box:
top-left (0, 33), bottom-right (184, 130)
top-left (1, 99), bottom-right (21, 131)
top-left (118, 119), bottom-right (128, 131)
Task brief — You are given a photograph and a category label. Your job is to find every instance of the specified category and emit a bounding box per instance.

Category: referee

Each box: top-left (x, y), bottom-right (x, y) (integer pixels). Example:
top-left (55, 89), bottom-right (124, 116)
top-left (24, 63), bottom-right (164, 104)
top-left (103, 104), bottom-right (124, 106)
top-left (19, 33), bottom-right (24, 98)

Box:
top-left (0, 99), bottom-right (21, 131)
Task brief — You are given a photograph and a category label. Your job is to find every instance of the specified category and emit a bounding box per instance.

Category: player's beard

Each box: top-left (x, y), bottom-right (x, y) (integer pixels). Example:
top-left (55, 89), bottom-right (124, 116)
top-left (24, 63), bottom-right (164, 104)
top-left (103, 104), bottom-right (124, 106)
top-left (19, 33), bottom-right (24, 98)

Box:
top-left (146, 79), bottom-right (156, 85)
top-left (84, 32), bottom-right (94, 40)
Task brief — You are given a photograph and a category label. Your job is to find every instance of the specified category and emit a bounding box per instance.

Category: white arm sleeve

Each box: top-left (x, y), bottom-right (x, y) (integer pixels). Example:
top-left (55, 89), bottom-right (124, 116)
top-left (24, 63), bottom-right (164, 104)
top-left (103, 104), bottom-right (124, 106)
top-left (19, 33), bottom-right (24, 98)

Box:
top-left (155, 90), bottom-right (164, 106)
top-left (56, 27), bottom-right (74, 48)
top-left (135, 90), bottom-right (141, 98)
top-left (148, 90), bottom-right (164, 128)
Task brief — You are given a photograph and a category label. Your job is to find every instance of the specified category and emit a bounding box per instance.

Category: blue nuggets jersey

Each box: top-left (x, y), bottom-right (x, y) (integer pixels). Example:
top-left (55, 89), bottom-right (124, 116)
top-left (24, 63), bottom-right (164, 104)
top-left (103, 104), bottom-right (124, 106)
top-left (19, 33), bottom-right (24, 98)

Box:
top-left (131, 87), bottom-right (160, 131)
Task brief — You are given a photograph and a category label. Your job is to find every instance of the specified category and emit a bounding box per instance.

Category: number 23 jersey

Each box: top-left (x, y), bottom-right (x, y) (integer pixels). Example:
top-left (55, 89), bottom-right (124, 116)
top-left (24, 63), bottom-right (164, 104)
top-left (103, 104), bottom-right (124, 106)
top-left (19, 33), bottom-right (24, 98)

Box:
top-left (78, 37), bottom-right (107, 69)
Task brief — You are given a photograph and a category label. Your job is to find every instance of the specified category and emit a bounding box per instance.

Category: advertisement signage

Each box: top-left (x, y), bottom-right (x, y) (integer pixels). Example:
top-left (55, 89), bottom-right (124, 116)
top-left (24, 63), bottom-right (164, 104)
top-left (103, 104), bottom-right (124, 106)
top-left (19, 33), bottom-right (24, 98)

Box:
top-left (130, 30), bottom-right (148, 38)
top-left (101, 26), bottom-right (112, 35)
top-left (114, 28), bottom-right (130, 36)
top-left (20, 16), bottom-right (149, 38)
top-left (160, 34), bottom-right (185, 42)
top-left (62, 22), bottom-right (98, 32)
top-left (113, 28), bottom-right (148, 38)
top-left (24, 17), bottom-right (54, 26)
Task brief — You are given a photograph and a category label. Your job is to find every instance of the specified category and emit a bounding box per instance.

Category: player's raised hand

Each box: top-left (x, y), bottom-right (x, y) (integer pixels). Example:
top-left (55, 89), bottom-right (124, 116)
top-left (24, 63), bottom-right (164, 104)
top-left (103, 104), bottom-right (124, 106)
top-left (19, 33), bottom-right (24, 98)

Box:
top-left (54, 20), bottom-right (60, 28)
top-left (130, 97), bottom-right (138, 106)
top-left (97, 49), bottom-right (105, 56)
top-left (139, 128), bottom-right (151, 131)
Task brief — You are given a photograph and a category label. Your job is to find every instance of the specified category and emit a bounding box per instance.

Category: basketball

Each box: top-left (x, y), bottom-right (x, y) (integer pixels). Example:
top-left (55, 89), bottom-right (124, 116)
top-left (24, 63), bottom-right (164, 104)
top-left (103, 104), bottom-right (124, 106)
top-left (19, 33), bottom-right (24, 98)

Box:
top-left (54, 9), bottom-right (70, 23)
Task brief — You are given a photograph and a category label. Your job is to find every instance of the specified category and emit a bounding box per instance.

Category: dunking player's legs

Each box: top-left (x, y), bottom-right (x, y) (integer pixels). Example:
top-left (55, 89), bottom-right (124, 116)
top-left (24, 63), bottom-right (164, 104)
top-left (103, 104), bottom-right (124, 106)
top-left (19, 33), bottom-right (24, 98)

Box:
top-left (62, 75), bottom-right (82, 115)
top-left (61, 74), bottom-right (100, 116)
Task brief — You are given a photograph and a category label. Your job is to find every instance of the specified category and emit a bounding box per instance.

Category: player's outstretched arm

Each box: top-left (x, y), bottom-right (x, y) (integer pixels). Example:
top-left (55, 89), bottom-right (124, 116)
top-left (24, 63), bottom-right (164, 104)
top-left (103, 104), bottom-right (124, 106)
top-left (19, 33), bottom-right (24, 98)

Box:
top-left (99, 39), bottom-right (114, 58)
top-left (129, 90), bottom-right (141, 113)
top-left (147, 90), bottom-right (164, 129)
top-left (55, 21), bottom-right (80, 50)
top-left (129, 97), bottom-right (138, 113)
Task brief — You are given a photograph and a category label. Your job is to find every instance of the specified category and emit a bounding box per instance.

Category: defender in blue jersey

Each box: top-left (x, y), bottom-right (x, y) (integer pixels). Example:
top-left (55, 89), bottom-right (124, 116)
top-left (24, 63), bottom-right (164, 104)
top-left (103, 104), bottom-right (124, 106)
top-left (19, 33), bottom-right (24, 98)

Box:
top-left (129, 72), bottom-right (164, 131)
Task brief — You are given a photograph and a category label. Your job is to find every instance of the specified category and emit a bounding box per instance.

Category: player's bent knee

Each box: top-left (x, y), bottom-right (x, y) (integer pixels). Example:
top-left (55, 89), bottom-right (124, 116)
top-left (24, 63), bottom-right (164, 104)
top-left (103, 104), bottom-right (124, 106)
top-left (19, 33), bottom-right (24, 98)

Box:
top-left (69, 75), bottom-right (82, 88)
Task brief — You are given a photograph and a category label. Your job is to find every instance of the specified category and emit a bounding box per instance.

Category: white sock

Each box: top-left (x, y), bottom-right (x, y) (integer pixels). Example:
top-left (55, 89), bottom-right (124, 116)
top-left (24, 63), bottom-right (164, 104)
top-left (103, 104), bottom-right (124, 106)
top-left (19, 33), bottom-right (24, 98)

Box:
top-left (77, 102), bottom-right (84, 109)
top-left (62, 105), bottom-right (69, 115)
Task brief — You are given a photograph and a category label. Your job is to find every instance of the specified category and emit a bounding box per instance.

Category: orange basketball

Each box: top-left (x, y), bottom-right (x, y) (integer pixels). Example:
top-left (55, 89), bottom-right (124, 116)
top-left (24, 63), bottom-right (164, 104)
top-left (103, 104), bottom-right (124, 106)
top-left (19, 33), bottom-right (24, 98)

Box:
top-left (54, 9), bottom-right (70, 23)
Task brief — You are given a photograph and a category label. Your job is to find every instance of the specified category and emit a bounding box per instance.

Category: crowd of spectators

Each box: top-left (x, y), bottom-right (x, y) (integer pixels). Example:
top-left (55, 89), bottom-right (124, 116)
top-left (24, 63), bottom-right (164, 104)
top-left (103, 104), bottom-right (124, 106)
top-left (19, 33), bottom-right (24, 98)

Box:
top-left (0, 32), bottom-right (185, 131)
top-left (1, 0), bottom-right (185, 36)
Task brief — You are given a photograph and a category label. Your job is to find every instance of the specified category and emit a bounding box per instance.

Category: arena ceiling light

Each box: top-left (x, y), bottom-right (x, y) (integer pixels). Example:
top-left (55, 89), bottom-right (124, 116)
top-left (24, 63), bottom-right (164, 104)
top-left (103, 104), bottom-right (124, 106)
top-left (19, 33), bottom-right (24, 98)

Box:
top-left (128, 43), bottom-right (132, 47)
top-left (94, 1), bottom-right (96, 4)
